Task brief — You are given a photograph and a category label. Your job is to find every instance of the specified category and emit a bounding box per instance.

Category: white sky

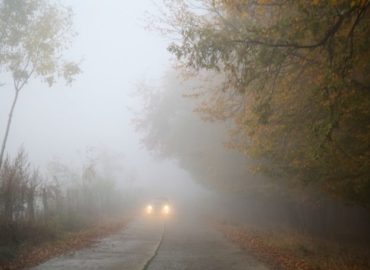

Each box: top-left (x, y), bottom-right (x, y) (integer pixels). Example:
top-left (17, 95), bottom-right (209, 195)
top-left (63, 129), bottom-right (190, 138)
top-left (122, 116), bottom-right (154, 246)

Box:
top-left (0, 0), bottom-right (202, 196)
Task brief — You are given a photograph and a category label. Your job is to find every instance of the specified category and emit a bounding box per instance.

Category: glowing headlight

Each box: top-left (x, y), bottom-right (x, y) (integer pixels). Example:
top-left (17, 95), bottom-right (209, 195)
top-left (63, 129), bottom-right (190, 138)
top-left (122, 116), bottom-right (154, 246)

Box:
top-left (163, 204), bottom-right (170, 214)
top-left (146, 204), bottom-right (153, 214)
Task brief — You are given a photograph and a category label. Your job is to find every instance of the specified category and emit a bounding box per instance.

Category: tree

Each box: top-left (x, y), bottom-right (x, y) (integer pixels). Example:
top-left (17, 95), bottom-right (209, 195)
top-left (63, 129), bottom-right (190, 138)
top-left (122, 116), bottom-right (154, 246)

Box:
top-left (136, 71), bottom-right (271, 194)
top-left (0, 0), bottom-right (80, 169)
top-left (136, 70), bottom-right (370, 237)
top-left (157, 0), bottom-right (370, 206)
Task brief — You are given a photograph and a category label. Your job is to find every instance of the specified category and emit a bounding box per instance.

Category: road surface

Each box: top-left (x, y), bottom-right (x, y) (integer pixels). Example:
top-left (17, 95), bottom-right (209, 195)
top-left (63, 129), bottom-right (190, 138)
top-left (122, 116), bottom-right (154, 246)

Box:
top-left (32, 215), bottom-right (269, 270)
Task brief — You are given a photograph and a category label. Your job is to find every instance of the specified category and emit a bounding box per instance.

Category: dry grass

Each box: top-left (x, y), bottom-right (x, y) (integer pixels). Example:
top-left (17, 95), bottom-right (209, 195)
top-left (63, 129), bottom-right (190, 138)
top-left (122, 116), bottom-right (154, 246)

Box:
top-left (0, 217), bottom-right (130, 270)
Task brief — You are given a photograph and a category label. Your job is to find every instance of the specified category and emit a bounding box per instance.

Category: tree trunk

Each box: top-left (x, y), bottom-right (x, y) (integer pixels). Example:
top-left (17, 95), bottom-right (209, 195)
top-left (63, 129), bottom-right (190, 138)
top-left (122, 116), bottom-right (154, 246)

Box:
top-left (42, 187), bottom-right (49, 222)
top-left (27, 187), bottom-right (35, 223)
top-left (0, 89), bottom-right (20, 170)
top-left (4, 173), bottom-right (14, 224)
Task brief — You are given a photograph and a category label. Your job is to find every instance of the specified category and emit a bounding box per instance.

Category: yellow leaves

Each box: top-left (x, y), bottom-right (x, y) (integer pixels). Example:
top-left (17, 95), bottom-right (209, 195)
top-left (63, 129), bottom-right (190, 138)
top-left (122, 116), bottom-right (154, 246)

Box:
top-left (240, 10), bottom-right (249, 18)
top-left (352, 0), bottom-right (368, 7)
top-left (249, 164), bottom-right (264, 175)
top-left (312, 0), bottom-right (367, 7)
top-left (310, 0), bottom-right (350, 6)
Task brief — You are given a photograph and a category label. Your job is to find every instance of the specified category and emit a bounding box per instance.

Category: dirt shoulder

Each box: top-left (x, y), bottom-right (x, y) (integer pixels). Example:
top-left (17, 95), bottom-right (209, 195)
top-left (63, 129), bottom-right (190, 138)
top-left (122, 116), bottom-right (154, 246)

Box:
top-left (0, 217), bottom-right (130, 270)
top-left (216, 223), bottom-right (370, 270)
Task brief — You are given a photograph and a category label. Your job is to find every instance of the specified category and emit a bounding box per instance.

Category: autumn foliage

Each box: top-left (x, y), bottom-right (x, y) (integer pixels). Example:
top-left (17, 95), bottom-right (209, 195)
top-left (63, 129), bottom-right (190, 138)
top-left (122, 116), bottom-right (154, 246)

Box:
top-left (157, 0), bottom-right (370, 206)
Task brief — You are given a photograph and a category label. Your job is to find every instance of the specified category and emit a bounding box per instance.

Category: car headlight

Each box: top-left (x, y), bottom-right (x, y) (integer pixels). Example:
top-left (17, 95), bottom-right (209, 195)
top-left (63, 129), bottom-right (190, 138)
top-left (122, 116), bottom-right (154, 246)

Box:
top-left (162, 204), bottom-right (170, 214)
top-left (146, 204), bottom-right (153, 214)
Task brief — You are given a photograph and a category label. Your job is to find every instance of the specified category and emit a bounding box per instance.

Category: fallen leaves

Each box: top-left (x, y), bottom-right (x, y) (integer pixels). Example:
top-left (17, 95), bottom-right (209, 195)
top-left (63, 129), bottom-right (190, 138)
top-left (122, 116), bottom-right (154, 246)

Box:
top-left (219, 225), bottom-right (311, 270)
top-left (0, 217), bottom-right (129, 270)
top-left (216, 223), bottom-right (370, 270)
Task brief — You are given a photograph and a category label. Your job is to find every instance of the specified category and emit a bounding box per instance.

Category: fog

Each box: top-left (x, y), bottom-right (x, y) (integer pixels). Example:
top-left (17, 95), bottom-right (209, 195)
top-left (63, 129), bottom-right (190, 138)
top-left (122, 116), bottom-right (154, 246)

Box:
top-left (0, 0), bottom-right (204, 199)
top-left (1, 1), bottom-right (369, 269)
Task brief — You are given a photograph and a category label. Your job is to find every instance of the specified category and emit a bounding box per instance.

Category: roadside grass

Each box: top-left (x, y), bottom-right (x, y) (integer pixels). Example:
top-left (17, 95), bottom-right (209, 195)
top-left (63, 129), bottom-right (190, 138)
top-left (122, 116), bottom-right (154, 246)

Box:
top-left (0, 216), bottom-right (129, 270)
top-left (217, 224), bottom-right (370, 270)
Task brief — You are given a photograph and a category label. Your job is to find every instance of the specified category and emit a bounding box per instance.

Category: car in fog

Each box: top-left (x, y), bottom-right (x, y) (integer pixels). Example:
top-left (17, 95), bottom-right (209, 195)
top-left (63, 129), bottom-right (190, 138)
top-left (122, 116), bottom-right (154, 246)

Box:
top-left (145, 197), bottom-right (171, 216)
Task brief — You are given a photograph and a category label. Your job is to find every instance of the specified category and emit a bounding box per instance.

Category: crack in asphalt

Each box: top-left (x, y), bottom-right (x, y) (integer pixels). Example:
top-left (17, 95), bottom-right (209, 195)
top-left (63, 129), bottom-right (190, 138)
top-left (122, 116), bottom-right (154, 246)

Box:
top-left (142, 221), bottom-right (166, 270)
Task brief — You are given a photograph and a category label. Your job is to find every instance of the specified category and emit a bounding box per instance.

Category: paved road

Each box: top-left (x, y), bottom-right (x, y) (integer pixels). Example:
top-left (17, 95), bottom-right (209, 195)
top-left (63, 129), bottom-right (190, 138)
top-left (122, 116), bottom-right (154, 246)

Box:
top-left (33, 215), bottom-right (269, 270)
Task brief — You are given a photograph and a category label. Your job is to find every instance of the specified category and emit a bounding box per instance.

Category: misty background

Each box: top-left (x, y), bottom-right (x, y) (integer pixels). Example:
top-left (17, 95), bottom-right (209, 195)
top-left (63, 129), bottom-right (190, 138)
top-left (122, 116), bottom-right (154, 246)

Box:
top-left (1, 1), bottom-right (369, 269)
top-left (0, 0), bottom-right (202, 198)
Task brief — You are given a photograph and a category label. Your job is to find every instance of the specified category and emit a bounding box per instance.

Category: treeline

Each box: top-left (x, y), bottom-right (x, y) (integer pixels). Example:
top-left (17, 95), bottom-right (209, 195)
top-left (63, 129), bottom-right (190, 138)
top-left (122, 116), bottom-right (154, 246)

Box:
top-left (137, 69), bottom-right (370, 241)
top-left (139, 0), bottom-right (370, 241)
top-left (151, 0), bottom-right (370, 207)
top-left (0, 149), bottom-right (125, 260)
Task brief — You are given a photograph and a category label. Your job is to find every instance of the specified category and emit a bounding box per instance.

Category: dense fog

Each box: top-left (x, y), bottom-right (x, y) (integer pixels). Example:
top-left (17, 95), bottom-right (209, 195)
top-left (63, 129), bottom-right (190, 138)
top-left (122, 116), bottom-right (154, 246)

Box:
top-left (0, 0), bottom-right (200, 196)
top-left (1, 1), bottom-right (369, 269)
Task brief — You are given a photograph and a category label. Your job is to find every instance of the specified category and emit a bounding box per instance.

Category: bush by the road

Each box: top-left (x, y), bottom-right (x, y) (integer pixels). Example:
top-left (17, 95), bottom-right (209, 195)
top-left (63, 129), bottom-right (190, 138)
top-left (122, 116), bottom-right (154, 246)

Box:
top-left (0, 217), bottom-right (129, 270)
top-left (0, 149), bottom-right (129, 268)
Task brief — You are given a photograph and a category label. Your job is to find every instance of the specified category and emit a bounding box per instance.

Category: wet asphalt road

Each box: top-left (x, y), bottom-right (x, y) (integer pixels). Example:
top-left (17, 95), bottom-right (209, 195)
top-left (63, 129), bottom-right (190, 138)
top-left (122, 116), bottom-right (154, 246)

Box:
top-left (32, 215), bottom-right (269, 270)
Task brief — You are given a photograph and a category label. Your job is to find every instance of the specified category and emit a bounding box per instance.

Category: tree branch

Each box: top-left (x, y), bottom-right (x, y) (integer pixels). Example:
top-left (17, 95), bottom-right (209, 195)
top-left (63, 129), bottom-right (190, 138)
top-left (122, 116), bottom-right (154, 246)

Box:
top-left (232, 6), bottom-right (357, 50)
